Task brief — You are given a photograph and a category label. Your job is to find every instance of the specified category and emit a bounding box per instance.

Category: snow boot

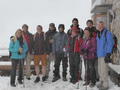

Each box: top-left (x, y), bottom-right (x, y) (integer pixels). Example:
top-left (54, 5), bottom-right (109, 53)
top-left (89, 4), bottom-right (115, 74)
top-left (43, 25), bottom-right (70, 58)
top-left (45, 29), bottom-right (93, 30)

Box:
top-left (99, 86), bottom-right (109, 90)
top-left (63, 77), bottom-right (67, 81)
top-left (97, 81), bottom-right (103, 88)
top-left (34, 77), bottom-right (40, 83)
top-left (11, 83), bottom-right (16, 87)
top-left (83, 81), bottom-right (90, 86)
top-left (52, 76), bottom-right (60, 82)
top-left (89, 83), bottom-right (96, 88)
top-left (42, 76), bottom-right (47, 82)
top-left (18, 80), bottom-right (23, 84)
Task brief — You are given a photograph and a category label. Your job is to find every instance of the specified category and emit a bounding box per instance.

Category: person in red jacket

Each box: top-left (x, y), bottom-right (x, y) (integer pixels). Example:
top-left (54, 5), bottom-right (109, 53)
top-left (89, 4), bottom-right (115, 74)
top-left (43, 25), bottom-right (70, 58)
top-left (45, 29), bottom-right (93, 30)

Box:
top-left (68, 27), bottom-right (82, 84)
top-left (22, 24), bottom-right (33, 80)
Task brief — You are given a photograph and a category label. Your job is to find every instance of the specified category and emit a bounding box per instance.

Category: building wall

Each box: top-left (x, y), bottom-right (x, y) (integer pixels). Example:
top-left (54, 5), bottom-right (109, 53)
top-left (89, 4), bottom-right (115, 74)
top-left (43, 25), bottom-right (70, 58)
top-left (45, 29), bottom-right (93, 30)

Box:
top-left (111, 0), bottom-right (120, 50)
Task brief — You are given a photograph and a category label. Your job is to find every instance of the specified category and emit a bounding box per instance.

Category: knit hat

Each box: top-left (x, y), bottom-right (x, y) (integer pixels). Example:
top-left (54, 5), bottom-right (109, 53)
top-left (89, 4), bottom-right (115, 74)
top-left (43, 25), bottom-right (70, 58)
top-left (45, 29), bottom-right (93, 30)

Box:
top-left (49, 23), bottom-right (55, 27)
top-left (71, 27), bottom-right (78, 33)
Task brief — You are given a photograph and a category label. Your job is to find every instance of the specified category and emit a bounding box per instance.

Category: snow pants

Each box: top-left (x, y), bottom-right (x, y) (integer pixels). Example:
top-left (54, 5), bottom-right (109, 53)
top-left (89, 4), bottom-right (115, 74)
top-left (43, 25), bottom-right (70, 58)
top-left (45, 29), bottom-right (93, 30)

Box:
top-left (53, 52), bottom-right (68, 77)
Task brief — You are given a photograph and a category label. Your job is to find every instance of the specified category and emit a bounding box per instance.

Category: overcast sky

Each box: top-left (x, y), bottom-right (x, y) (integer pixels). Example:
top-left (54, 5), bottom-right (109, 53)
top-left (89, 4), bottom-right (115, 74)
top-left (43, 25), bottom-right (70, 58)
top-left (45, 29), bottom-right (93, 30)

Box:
top-left (0, 0), bottom-right (91, 48)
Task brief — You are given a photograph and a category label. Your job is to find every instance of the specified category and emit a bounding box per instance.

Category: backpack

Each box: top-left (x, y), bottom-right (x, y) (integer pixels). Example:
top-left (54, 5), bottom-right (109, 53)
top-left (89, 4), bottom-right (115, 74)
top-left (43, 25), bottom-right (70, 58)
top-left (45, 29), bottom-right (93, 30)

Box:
top-left (9, 39), bottom-right (15, 59)
top-left (104, 30), bottom-right (118, 52)
top-left (33, 32), bottom-right (46, 41)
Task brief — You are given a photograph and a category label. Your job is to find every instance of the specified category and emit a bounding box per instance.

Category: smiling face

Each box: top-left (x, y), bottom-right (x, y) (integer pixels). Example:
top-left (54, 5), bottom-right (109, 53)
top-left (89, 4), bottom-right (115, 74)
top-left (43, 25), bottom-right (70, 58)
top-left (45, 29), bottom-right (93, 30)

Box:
top-left (16, 29), bottom-right (22, 38)
top-left (72, 20), bottom-right (78, 27)
top-left (84, 30), bottom-right (90, 39)
top-left (37, 26), bottom-right (42, 33)
top-left (98, 22), bottom-right (105, 32)
top-left (87, 22), bottom-right (93, 28)
top-left (22, 25), bottom-right (28, 32)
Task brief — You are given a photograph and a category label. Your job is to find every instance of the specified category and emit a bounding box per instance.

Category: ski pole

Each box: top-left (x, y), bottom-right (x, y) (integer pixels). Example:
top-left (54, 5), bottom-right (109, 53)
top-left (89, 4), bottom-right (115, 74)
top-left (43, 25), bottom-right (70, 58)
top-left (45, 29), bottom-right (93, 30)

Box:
top-left (85, 52), bottom-right (89, 90)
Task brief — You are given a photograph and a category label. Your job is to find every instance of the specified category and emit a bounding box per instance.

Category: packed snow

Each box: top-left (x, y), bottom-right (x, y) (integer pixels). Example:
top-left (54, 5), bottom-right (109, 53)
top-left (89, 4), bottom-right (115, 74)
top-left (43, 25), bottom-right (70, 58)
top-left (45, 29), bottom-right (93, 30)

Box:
top-left (0, 61), bottom-right (120, 90)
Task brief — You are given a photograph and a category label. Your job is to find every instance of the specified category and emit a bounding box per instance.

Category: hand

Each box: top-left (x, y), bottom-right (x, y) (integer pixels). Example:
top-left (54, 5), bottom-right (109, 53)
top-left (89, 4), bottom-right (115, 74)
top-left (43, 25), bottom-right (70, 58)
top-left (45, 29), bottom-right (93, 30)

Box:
top-left (49, 39), bottom-right (53, 43)
top-left (104, 53), bottom-right (111, 63)
top-left (19, 47), bottom-right (22, 54)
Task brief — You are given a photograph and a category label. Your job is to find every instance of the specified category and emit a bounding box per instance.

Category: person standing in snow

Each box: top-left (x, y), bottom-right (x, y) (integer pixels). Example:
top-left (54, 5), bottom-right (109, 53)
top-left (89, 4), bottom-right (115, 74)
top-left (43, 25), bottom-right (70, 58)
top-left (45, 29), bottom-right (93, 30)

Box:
top-left (67, 18), bottom-right (84, 80)
top-left (45, 23), bottom-right (57, 79)
top-left (68, 27), bottom-right (82, 84)
top-left (9, 29), bottom-right (28, 87)
top-left (86, 20), bottom-right (99, 82)
top-left (22, 24), bottom-right (33, 80)
top-left (52, 24), bottom-right (68, 82)
top-left (33, 25), bottom-right (48, 83)
top-left (81, 28), bottom-right (97, 87)
top-left (96, 21), bottom-right (113, 90)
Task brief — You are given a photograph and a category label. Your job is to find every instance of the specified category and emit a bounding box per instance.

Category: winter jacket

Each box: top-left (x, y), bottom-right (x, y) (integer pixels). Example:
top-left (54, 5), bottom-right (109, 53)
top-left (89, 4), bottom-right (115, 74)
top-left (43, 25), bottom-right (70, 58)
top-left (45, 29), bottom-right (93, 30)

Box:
top-left (67, 26), bottom-right (84, 38)
top-left (22, 31), bottom-right (33, 54)
top-left (81, 37), bottom-right (97, 59)
top-left (96, 28), bottom-right (114, 57)
top-left (52, 32), bottom-right (68, 56)
top-left (68, 35), bottom-right (82, 53)
top-left (45, 29), bottom-right (57, 54)
top-left (33, 32), bottom-right (47, 55)
top-left (9, 39), bottom-right (28, 59)
top-left (87, 27), bottom-right (98, 38)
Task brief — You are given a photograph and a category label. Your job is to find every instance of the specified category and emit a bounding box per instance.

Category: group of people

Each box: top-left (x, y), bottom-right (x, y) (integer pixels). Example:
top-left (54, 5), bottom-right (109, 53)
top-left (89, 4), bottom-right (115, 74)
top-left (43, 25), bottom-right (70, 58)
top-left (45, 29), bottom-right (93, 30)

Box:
top-left (9, 18), bottom-right (114, 90)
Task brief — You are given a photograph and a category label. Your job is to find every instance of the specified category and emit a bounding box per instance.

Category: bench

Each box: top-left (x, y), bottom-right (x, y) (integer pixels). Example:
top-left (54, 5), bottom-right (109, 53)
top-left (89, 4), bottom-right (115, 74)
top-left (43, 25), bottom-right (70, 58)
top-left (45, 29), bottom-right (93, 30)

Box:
top-left (109, 63), bottom-right (120, 87)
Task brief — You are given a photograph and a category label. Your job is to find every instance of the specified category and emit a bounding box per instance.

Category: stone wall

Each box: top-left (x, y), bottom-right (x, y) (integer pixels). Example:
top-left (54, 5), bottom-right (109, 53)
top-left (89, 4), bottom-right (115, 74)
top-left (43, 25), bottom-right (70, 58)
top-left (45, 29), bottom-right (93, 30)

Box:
top-left (111, 0), bottom-right (120, 50)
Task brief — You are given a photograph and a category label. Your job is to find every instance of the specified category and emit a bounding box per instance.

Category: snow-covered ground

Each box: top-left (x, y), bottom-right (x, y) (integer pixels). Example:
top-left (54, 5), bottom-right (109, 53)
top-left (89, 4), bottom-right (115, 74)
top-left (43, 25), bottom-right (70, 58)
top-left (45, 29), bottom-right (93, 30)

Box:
top-left (0, 61), bottom-right (120, 90)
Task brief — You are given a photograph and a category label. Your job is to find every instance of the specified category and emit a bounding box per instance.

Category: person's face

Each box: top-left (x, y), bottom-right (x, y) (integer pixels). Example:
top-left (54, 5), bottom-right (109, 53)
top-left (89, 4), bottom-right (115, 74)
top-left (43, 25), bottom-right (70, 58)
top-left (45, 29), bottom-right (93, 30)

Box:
top-left (98, 23), bottom-right (104, 32)
top-left (72, 21), bottom-right (78, 27)
top-left (87, 22), bottom-right (93, 28)
top-left (84, 30), bottom-right (90, 38)
top-left (59, 27), bottom-right (64, 32)
top-left (23, 26), bottom-right (28, 32)
top-left (16, 30), bottom-right (22, 38)
top-left (49, 26), bottom-right (54, 31)
top-left (37, 26), bottom-right (42, 33)
top-left (71, 30), bottom-right (77, 36)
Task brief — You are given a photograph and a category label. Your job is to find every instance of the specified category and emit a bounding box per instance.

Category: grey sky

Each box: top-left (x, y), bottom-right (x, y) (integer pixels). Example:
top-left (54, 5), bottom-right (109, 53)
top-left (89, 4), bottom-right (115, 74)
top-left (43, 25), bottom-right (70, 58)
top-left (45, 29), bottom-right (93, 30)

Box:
top-left (0, 0), bottom-right (91, 48)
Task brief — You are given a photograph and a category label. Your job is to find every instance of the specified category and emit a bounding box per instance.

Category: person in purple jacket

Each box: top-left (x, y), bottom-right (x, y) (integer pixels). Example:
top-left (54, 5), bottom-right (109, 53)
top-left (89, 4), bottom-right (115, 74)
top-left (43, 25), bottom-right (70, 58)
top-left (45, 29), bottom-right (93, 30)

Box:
top-left (81, 28), bottom-right (97, 88)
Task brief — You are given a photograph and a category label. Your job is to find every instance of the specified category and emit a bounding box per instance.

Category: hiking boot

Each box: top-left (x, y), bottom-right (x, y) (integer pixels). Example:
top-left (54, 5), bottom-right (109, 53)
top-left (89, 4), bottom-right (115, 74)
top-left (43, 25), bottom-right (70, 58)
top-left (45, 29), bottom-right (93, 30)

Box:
top-left (83, 81), bottom-right (90, 86)
top-left (42, 76), bottom-right (47, 82)
top-left (26, 77), bottom-right (31, 80)
top-left (63, 77), bottom-right (67, 81)
top-left (97, 81), bottom-right (103, 88)
top-left (34, 77), bottom-right (40, 83)
top-left (11, 83), bottom-right (16, 87)
top-left (52, 76), bottom-right (60, 82)
top-left (89, 83), bottom-right (96, 88)
top-left (18, 80), bottom-right (23, 84)
top-left (70, 78), bottom-right (74, 83)
top-left (72, 79), bottom-right (78, 84)
top-left (99, 86), bottom-right (109, 90)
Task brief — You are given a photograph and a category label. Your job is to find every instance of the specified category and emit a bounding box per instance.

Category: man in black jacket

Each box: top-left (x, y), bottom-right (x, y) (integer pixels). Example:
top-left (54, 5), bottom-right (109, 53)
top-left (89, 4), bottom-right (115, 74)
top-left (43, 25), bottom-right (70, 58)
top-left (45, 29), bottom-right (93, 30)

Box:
top-left (45, 23), bottom-right (57, 79)
top-left (33, 25), bottom-right (48, 83)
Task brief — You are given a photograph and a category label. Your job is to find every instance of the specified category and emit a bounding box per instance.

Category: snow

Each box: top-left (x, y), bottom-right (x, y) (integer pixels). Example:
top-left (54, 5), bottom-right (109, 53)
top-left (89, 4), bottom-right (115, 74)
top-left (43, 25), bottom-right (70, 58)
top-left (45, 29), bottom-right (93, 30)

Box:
top-left (0, 61), bottom-right (120, 90)
top-left (109, 63), bottom-right (120, 74)
top-left (0, 49), bottom-right (9, 57)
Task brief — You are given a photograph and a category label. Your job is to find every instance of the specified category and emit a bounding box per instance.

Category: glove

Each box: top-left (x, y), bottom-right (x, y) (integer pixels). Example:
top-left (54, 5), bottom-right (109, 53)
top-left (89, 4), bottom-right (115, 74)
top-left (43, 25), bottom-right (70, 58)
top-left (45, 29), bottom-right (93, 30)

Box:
top-left (81, 49), bottom-right (84, 53)
top-left (104, 53), bottom-right (111, 63)
top-left (85, 49), bottom-right (89, 56)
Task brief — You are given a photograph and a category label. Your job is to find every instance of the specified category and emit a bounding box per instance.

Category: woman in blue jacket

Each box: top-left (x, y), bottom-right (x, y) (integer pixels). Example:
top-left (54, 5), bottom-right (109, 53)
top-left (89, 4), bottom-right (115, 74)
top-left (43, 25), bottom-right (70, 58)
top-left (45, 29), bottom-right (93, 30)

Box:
top-left (9, 29), bottom-right (28, 87)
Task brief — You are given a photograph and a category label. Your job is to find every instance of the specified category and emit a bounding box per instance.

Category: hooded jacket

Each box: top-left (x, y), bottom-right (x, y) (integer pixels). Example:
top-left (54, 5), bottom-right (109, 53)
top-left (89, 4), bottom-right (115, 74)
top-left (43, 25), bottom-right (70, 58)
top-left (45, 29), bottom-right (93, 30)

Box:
top-left (45, 29), bottom-right (57, 54)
